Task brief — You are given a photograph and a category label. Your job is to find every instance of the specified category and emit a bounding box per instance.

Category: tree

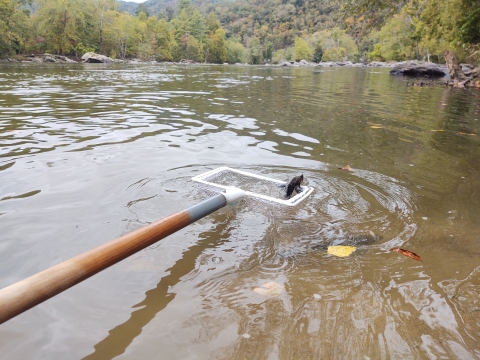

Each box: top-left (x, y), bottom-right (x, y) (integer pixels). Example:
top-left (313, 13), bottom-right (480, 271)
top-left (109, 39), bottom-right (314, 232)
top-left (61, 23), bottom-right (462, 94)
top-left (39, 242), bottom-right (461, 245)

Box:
top-left (35, 0), bottom-right (87, 55)
top-left (0, 0), bottom-right (31, 56)
top-left (164, 6), bottom-right (174, 22)
top-left (135, 3), bottom-right (150, 18)
top-left (226, 37), bottom-right (245, 63)
top-left (206, 11), bottom-right (221, 33)
top-left (368, 12), bottom-right (416, 61)
top-left (153, 18), bottom-right (173, 61)
top-left (91, 0), bottom-right (116, 54)
top-left (205, 27), bottom-right (227, 63)
top-left (178, 0), bottom-right (192, 14)
top-left (417, 0), bottom-right (480, 60)
top-left (247, 36), bottom-right (264, 64)
top-left (312, 43), bottom-right (323, 63)
top-left (310, 27), bottom-right (358, 61)
top-left (293, 37), bottom-right (313, 60)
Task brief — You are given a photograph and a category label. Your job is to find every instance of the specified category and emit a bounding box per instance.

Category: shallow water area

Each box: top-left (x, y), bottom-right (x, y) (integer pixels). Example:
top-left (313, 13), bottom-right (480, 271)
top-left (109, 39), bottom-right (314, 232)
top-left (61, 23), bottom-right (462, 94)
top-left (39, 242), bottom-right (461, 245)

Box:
top-left (1, 63), bottom-right (480, 359)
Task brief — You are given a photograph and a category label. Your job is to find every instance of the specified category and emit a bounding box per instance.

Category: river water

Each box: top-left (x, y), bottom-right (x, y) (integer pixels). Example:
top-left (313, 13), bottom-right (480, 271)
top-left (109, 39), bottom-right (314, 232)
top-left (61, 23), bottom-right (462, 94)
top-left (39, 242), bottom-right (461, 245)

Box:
top-left (0, 63), bottom-right (479, 359)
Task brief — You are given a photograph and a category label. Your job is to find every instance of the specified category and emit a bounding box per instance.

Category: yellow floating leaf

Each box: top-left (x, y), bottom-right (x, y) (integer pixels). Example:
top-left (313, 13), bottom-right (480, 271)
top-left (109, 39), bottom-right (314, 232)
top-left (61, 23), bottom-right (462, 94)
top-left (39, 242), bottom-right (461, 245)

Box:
top-left (253, 281), bottom-right (283, 297)
top-left (430, 129), bottom-right (445, 132)
top-left (370, 125), bottom-right (382, 129)
top-left (327, 246), bottom-right (356, 257)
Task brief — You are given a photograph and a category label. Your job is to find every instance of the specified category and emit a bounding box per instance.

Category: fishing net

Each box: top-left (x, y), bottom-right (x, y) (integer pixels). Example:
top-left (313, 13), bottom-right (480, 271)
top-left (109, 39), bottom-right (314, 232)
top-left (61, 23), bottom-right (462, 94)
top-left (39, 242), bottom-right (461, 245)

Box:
top-left (192, 167), bottom-right (314, 206)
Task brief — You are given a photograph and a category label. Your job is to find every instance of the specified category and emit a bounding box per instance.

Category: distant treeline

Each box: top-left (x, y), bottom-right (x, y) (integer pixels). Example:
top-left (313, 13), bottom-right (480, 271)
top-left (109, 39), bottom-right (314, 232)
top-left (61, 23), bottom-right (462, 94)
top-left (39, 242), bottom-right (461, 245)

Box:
top-left (1, 0), bottom-right (479, 64)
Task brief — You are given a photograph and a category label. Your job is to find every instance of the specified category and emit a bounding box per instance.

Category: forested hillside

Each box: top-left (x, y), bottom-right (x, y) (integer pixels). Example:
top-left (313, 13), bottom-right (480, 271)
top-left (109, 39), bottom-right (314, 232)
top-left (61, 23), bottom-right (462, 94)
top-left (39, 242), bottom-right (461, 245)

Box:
top-left (0, 0), bottom-right (479, 64)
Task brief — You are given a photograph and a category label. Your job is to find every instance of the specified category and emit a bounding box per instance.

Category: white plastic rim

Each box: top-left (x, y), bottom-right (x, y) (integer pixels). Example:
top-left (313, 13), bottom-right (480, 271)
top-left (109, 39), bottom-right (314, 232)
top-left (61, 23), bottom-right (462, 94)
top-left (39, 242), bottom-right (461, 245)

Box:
top-left (192, 167), bottom-right (314, 206)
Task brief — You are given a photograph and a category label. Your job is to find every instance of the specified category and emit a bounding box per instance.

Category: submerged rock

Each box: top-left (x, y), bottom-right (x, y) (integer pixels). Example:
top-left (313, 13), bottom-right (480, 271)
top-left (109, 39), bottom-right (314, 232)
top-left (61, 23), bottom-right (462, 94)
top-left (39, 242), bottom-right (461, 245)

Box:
top-left (390, 61), bottom-right (446, 77)
top-left (81, 52), bottom-right (114, 63)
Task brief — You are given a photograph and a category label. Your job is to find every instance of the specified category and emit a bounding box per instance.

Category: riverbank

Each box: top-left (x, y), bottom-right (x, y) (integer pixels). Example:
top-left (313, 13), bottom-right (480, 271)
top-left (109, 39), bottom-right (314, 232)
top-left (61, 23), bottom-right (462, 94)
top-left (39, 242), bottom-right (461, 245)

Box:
top-left (2, 53), bottom-right (479, 82)
top-left (0, 53), bottom-right (452, 69)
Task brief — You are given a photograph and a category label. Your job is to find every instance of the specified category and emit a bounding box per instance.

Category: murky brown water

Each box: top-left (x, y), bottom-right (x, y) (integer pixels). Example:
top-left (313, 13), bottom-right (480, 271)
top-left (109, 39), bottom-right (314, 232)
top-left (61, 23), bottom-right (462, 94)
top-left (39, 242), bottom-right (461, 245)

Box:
top-left (1, 63), bottom-right (480, 359)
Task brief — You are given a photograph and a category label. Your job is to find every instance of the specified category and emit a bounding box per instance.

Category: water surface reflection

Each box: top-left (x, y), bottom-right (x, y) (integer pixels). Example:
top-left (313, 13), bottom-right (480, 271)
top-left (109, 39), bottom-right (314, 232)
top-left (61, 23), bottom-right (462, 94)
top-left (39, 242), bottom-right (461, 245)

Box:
top-left (0, 63), bottom-right (479, 359)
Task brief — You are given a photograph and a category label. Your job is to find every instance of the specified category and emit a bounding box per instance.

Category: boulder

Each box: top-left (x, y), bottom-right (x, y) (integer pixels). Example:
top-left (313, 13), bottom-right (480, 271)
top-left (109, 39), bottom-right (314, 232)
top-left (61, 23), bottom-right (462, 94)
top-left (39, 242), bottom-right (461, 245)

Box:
top-left (279, 61), bottom-right (292, 66)
top-left (43, 54), bottom-right (56, 62)
top-left (368, 61), bottom-right (389, 67)
top-left (390, 61), bottom-right (446, 77)
top-left (298, 59), bottom-right (312, 66)
top-left (179, 59), bottom-right (195, 64)
top-left (316, 62), bottom-right (335, 67)
top-left (81, 52), bottom-right (114, 63)
top-left (42, 53), bottom-right (77, 63)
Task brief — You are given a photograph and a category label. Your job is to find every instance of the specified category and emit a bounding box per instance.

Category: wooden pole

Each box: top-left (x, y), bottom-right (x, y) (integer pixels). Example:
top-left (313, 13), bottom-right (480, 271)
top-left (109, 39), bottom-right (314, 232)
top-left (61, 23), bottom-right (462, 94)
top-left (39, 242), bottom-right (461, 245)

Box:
top-left (0, 189), bottom-right (244, 324)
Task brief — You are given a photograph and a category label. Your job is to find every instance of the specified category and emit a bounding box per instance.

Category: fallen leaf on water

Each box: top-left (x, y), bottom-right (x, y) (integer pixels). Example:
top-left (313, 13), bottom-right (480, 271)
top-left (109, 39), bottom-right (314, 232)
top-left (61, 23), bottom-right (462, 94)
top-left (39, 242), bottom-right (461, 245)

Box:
top-left (442, 103), bottom-right (447, 106)
top-left (338, 164), bottom-right (353, 172)
top-left (253, 281), bottom-right (283, 297)
top-left (390, 247), bottom-right (422, 261)
top-left (328, 245), bottom-right (357, 257)
top-left (370, 125), bottom-right (383, 129)
top-left (430, 129), bottom-right (445, 132)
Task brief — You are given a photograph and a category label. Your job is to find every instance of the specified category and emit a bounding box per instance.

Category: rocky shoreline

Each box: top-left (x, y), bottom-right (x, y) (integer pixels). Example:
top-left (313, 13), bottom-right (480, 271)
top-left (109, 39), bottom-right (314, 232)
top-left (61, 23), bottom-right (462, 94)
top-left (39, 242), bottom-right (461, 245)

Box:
top-left (1, 53), bottom-right (478, 78)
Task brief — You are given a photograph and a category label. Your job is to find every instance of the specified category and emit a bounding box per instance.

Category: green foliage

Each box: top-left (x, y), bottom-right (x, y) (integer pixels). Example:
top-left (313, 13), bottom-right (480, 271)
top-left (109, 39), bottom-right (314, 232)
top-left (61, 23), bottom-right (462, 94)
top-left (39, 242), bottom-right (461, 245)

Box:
top-left (344, 0), bottom-right (480, 60)
top-left (177, 0), bottom-right (192, 14)
top-left (205, 27), bottom-right (227, 63)
top-left (247, 36), bottom-right (264, 64)
top-left (368, 12), bottom-right (416, 61)
top-left (135, 4), bottom-right (150, 18)
top-left (368, 43), bottom-right (383, 61)
top-left (322, 47), bottom-right (347, 61)
top-left (310, 27), bottom-right (358, 61)
top-left (164, 6), bottom-right (174, 22)
top-left (0, 0), bottom-right (477, 63)
top-left (0, 0), bottom-right (31, 56)
top-left (458, 0), bottom-right (480, 45)
top-left (272, 47), bottom-right (293, 63)
top-left (312, 45), bottom-right (323, 63)
top-left (74, 42), bottom-right (95, 57)
top-left (34, 0), bottom-right (87, 55)
top-left (206, 11), bottom-right (221, 33)
top-left (225, 38), bottom-right (245, 63)
top-left (153, 18), bottom-right (173, 61)
top-left (293, 37), bottom-right (313, 61)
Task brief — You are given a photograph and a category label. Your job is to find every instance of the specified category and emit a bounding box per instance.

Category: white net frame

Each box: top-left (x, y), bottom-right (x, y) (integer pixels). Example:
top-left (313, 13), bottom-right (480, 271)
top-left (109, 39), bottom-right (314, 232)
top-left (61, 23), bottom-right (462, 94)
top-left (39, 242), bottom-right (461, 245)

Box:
top-left (192, 167), bottom-right (314, 206)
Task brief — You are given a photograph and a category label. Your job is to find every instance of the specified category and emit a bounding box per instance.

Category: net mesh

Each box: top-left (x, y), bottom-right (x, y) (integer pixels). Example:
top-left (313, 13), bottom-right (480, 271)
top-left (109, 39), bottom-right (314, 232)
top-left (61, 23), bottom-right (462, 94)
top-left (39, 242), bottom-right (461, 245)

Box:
top-left (192, 167), bottom-right (313, 206)
top-left (202, 169), bottom-right (286, 200)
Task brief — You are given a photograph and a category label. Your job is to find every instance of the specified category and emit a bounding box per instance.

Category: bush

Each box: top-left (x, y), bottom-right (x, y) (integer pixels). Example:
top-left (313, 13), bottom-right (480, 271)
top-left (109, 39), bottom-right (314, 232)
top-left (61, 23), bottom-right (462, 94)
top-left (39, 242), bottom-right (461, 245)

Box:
top-left (293, 37), bottom-right (313, 61)
top-left (272, 47), bottom-right (293, 63)
top-left (225, 38), bottom-right (245, 63)
top-left (367, 43), bottom-right (384, 61)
